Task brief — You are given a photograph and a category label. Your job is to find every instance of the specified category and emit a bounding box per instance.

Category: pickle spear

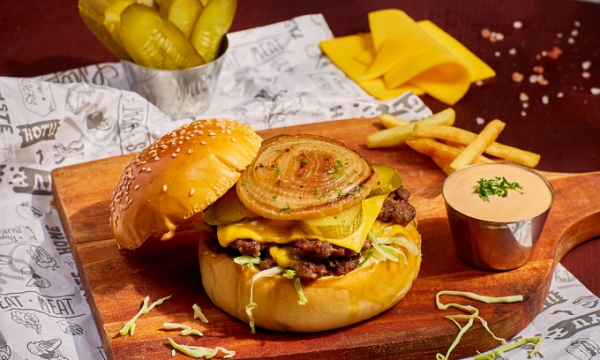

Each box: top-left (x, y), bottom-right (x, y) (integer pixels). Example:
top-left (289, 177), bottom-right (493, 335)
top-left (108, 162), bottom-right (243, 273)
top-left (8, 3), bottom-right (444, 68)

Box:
top-left (104, 0), bottom-right (135, 51)
top-left (190, 0), bottom-right (236, 62)
top-left (120, 3), bottom-right (205, 69)
top-left (168, 0), bottom-right (203, 38)
top-left (78, 0), bottom-right (132, 59)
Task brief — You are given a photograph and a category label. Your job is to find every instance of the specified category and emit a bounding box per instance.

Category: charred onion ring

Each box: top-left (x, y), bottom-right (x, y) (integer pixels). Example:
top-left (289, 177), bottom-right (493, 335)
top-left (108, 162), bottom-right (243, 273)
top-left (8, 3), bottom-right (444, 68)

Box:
top-left (236, 134), bottom-right (377, 220)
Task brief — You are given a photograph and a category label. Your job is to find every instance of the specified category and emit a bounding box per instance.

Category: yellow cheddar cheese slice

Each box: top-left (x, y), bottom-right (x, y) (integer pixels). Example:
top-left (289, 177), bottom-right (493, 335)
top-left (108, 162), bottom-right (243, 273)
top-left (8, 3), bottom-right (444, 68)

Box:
top-left (217, 195), bottom-right (388, 253)
top-left (417, 20), bottom-right (496, 82)
top-left (319, 9), bottom-right (495, 105)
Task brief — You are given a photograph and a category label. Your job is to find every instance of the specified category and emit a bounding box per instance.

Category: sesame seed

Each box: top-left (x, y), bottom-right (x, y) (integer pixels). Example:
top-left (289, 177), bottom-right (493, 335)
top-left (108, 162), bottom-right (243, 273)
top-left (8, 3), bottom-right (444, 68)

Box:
top-left (163, 185), bottom-right (167, 192)
top-left (558, 92), bottom-right (564, 98)
top-left (557, 32), bottom-right (563, 38)
top-left (513, 21), bottom-right (522, 29)
top-left (509, 48), bottom-right (517, 55)
top-left (172, 153), bottom-right (177, 157)
top-left (187, 149), bottom-right (192, 154)
top-left (476, 117), bottom-right (484, 125)
top-left (592, 88), bottom-right (600, 95)
top-left (476, 80), bottom-right (483, 86)
top-left (135, 184), bottom-right (140, 190)
top-left (154, 156), bottom-right (159, 161)
top-left (520, 92), bottom-right (529, 101)
top-left (521, 111), bottom-right (527, 117)
top-left (542, 95), bottom-right (549, 104)
top-left (190, 188), bottom-right (195, 196)
top-left (568, 37), bottom-right (575, 44)
top-left (495, 51), bottom-right (501, 57)
top-left (582, 61), bottom-right (592, 70)
top-left (231, 138), bottom-right (237, 142)
top-left (200, 141), bottom-right (207, 145)
top-left (176, 148), bottom-right (181, 152)
top-left (571, 29), bottom-right (579, 37)
top-left (522, 102), bottom-right (529, 108)
top-left (582, 72), bottom-right (591, 78)
top-left (209, 131), bottom-right (216, 136)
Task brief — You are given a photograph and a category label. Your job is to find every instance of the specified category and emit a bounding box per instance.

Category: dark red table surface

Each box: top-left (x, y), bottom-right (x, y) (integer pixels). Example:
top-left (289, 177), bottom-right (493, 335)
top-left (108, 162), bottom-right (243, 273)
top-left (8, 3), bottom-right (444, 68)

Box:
top-left (1, 0), bottom-right (598, 295)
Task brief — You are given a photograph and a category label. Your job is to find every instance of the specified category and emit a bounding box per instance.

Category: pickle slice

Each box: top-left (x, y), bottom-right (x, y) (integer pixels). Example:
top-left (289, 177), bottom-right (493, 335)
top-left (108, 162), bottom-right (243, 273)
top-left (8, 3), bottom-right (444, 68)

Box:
top-left (204, 186), bottom-right (259, 225)
top-left (296, 203), bottom-right (363, 239)
top-left (368, 164), bottom-right (402, 198)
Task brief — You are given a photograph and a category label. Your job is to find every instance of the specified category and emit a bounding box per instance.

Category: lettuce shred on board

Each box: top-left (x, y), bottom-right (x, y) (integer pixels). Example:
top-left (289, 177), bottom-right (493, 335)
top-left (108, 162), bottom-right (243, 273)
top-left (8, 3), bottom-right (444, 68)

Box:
top-left (434, 290), bottom-right (542, 360)
top-left (168, 338), bottom-right (235, 359)
top-left (119, 295), bottom-right (171, 336)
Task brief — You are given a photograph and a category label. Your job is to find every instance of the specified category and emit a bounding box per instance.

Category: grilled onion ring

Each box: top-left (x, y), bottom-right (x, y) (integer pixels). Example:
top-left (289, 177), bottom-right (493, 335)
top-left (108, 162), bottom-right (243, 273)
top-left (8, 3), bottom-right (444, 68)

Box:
top-left (236, 134), bottom-right (377, 220)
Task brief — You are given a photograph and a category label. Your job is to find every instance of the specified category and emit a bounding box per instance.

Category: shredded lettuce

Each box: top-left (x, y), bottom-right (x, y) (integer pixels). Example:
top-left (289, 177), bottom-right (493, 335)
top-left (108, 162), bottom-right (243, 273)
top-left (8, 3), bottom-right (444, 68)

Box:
top-left (369, 232), bottom-right (400, 262)
top-left (162, 322), bottom-right (204, 337)
top-left (234, 255), bottom-right (261, 267)
top-left (246, 266), bottom-right (285, 334)
top-left (359, 249), bottom-right (374, 266)
top-left (192, 303), bottom-right (209, 323)
top-left (282, 269), bottom-right (307, 305)
top-left (389, 235), bottom-right (419, 255)
top-left (119, 295), bottom-right (172, 336)
top-left (474, 336), bottom-right (543, 359)
top-left (435, 290), bottom-right (526, 360)
top-left (168, 338), bottom-right (235, 359)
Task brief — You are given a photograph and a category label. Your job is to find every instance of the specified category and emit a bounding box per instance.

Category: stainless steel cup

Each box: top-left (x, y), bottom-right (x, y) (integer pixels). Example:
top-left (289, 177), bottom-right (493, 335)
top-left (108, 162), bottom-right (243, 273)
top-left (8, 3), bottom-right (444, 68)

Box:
top-left (121, 36), bottom-right (228, 119)
top-left (442, 164), bottom-right (555, 271)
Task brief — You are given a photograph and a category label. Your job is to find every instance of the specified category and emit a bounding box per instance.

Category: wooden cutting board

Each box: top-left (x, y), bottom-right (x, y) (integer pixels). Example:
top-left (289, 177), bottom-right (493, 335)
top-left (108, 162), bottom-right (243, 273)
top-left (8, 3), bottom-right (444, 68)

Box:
top-left (51, 118), bottom-right (600, 360)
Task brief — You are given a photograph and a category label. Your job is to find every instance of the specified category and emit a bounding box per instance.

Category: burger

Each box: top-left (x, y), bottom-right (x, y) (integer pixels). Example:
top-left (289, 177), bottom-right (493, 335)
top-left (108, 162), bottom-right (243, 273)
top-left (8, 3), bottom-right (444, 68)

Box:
top-left (110, 118), bottom-right (422, 333)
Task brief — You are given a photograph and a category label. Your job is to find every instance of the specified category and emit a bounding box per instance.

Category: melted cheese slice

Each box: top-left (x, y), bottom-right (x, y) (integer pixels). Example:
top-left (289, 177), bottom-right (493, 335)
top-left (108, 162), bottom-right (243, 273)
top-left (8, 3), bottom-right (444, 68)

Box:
top-left (217, 195), bottom-right (388, 253)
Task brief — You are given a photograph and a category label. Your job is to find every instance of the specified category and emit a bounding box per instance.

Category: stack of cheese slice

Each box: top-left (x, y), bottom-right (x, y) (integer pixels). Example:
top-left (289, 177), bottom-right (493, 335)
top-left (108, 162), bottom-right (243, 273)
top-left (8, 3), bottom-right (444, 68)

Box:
top-left (319, 9), bottom-right (496, 105)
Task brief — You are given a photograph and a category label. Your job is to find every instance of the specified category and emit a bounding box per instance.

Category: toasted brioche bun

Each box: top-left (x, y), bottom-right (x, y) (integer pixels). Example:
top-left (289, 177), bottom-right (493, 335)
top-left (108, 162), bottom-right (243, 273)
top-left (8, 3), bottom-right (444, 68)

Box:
top-left (198, 220), bottom-right (422, 332)
top-left (110, 119), bottom-right (262, 250)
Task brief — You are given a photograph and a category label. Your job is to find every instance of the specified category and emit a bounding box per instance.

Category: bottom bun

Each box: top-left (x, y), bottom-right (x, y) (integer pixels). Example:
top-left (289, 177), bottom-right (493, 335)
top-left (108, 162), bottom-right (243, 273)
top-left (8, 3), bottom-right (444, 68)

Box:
top-left (198, 221), bottom-right (422, 333)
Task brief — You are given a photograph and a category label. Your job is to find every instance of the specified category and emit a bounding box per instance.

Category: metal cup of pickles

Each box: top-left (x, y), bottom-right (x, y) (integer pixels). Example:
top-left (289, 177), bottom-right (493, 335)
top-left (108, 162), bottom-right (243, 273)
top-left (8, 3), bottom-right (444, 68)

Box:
top-left (122, 35), bottom-right (228, 119)
top-left (442, 163), bottom-right (554, 270)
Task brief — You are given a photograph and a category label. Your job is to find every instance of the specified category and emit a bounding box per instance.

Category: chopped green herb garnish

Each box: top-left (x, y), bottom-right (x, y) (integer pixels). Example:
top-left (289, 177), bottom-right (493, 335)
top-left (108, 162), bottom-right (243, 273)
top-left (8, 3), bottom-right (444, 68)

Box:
top-left (273, 195), bottom-right (278, 199)
top-left (332, 172), bottom-right (348, 180)
top-left (301, 159), bottom-right (308, 164)
top-left (474, 176), bottom-right (523, 202)
top-left (279, 201), bottom-right (291, 214)
top-left (275, 166), bottom-right (280, 174)
top-left (243, 181), bottom-right (255, 187)
top-left (336, 160), bottom-right (343, 167)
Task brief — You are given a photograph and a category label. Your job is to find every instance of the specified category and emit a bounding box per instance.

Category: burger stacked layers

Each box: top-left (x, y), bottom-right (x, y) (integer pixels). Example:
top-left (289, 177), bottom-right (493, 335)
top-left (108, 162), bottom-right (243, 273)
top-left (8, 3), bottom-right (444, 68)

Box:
top-left (110, 119), bottom-right (422, 334)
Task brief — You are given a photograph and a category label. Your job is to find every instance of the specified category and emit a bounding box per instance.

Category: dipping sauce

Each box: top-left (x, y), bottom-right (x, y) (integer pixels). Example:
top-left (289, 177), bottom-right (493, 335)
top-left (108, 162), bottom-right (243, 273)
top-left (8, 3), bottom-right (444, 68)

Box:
top-left (443, 163), bottom-right (554, 223)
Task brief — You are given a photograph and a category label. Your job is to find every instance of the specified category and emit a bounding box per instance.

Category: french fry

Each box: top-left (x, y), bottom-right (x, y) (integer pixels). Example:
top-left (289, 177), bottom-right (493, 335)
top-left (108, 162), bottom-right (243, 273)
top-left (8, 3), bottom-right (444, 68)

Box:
top-left (450, 119), bottom-right (506, 170)
top-left (378, 114), bottom-right (410, 128)
top-left (431, 156), bottom-right (454, 175)
top-left (366, 108), bottom-right (456, 148)
top-left (412, 123), bottom-right (540, 167)
top-left (406, 137), bottom-right (493, 164)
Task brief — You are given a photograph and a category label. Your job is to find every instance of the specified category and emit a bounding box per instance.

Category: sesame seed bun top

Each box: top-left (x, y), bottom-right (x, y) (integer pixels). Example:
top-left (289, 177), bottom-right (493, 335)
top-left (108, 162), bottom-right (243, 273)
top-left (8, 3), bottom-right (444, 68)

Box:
top-left (110, 118), bottom-right (262, 250)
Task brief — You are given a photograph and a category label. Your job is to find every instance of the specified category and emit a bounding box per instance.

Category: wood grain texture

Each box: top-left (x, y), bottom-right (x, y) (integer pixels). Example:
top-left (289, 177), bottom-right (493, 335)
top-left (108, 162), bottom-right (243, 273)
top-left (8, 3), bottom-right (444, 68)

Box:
top-left (51, 118), bottom-right (600, 360)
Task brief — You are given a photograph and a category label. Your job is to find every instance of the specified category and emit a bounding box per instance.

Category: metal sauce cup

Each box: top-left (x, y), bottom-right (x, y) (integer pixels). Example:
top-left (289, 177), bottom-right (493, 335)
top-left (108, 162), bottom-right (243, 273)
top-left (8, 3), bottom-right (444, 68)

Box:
top-left (442, 163), bottom-right (555, 271)
top-left (122, 35), bottom-right (229, 119)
